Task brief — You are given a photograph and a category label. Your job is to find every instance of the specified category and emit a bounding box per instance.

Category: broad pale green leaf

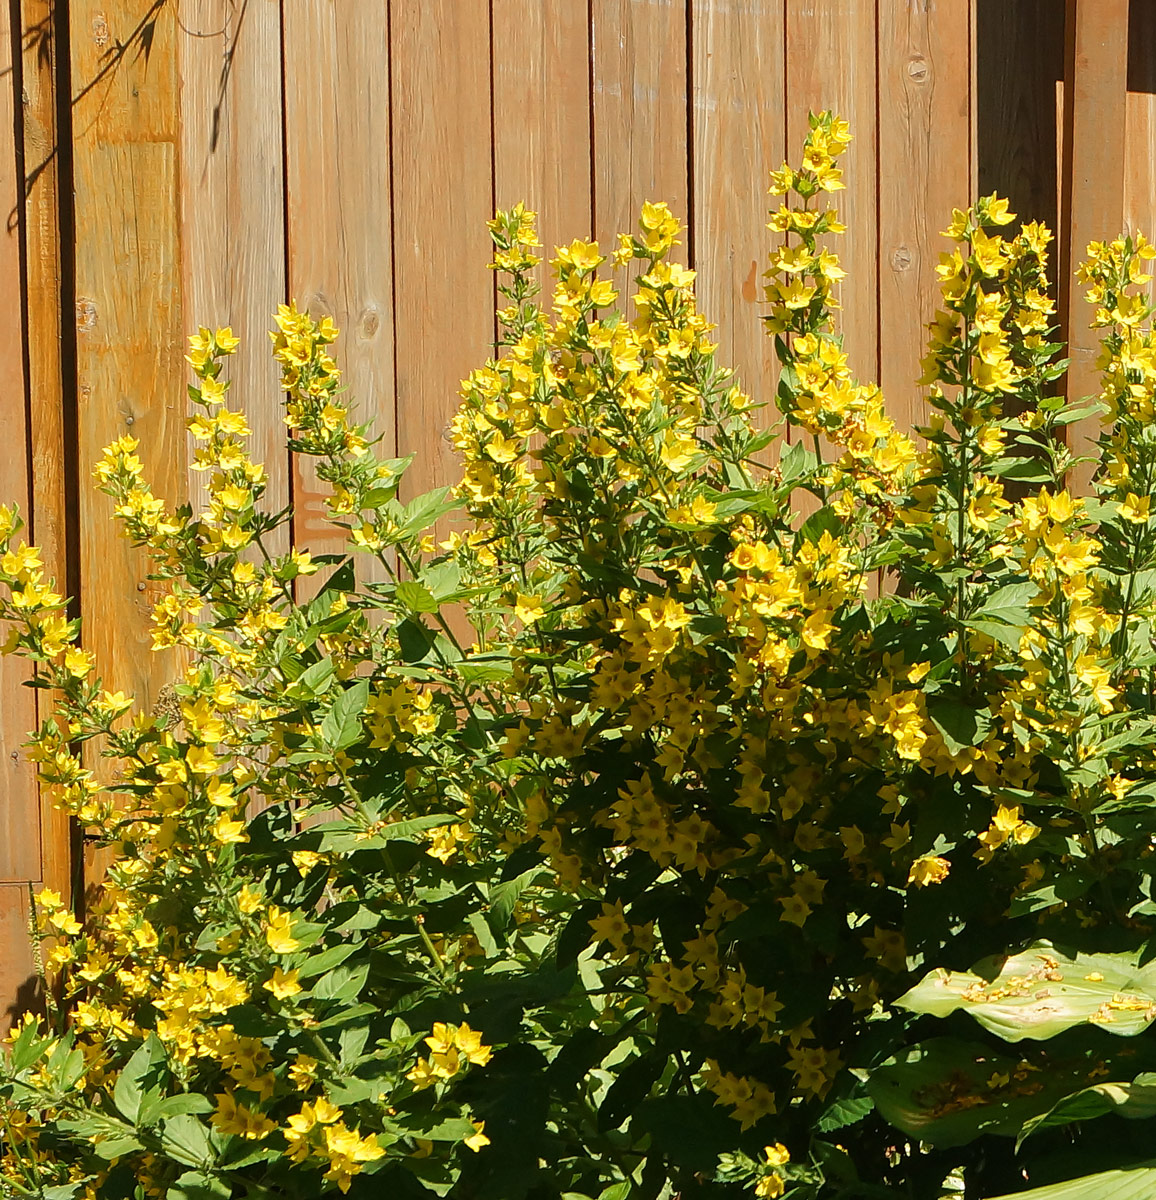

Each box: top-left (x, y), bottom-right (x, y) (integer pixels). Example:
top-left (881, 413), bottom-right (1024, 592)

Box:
top-left (867, 1037), bottom-right (1099, 1148)
top-left (897, 942), bottom-right (1156, 1041)
top-left (986, 1162), bottom-right (1156, 1200)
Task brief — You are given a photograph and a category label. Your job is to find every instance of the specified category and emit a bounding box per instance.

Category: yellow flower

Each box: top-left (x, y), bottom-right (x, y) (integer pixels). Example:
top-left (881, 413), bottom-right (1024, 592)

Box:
top-left (514, 593), bottom-right (546, 624)
top-left (264, 907), bottom-right (300, 955)
top-left (263, 967), bottom-right (302, 999)
top-left (1118, 493), bottom-right (1151, 523)
top-left (464, 1120), bottom-right (490, 1152)
top-left (212, 815), bottom-right (248, 845)
top-left (907, 855), bottom-right (950, 887)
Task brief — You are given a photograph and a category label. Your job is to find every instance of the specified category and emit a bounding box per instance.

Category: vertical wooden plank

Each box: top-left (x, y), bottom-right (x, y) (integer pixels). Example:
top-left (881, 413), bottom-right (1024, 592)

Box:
top-left (785, 0), bottom-right (878, 384)
top-left (179, 0), bottom-right (288, 548)
top-left (877, 0), bottom-right (973, 429)
top-left (1059, 0), bottom-right (1128, 477)
top-left (0, 887), bottom-right (36, 1035)
top-left (975, 1), bottom-right (1067, 236)
top-left (20, 0), bottom-right (74, 913)
top-left (283, 0), bottom-right (396, 558)
top-left (692, 0), bottom-right (785, 413)
top-left (391, 1), bottom-right (493, 500)
top-left (592, 0), bottom-right (689, 260)
top-left (71, 0), bottom-right (185, 707)
top-left (0, 0), bottom-right (39, 883)
top-left (492, 1), bottom-right (592, 264)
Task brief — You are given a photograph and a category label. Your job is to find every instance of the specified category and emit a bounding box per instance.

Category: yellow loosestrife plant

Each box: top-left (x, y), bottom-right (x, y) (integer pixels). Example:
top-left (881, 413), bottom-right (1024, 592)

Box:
top-left (3, 112), bottom-right (1156, 1200)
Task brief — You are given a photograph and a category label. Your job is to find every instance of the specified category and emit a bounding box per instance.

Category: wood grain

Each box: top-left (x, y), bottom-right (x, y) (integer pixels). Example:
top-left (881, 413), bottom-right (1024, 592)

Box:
top-left (20, 0), bottom-right (74, 915)
top-left (592, 0), bottom-right (689, 260)
top-left (0, 886), bottom-right (37, 1035)
top-left (283, 0), bottom-right (396, 567)
top-left (692, 0), bottom-right (785, 422)
top-left (785, 0), bottom-right (879, 385)
top-left (492, 0), bottom-right (593, 265)
top-left (391, 0), bottom-right (493, 500)
top-left (1059, 0), bottom-right (1128, 481)
top-left (179, 0), bottom-right (288, 550)
top-left (0, 0), bottom-right (38, 882)
top-left (878, 0), bottom-right (973, 431)
top-left (71, 0), bottom-right (186, 709)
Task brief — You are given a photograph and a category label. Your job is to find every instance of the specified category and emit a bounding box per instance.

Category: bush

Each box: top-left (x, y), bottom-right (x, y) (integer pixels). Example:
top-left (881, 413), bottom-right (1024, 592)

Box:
top-left (4, 110), bottom-right (1156, 1200)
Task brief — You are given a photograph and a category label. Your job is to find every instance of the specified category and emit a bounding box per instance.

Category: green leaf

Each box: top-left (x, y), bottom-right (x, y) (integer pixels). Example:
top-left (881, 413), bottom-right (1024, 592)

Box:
top-left (312, 960), bottom-right (370, 1002)
top-left (113, 1035), bottom-right (165, 1123)
top-left (90, 1134), bottom-right (147, 1160)
top-left (897, 942), bottom-right (1156, 1041)
top-left (167, 1170), bottom-right (231, 1200)
top-left (816, 1094), bottom-right (874, 1132)
top-left (315, 813), bottom-right (454, 853)
top-left (295, 657), bottom-right (336, 698)
top-left (320, 679), bottom-right (369, 750)
top-left (160, 1113), bottom-right (214, 1169)
top-left (400, 487), bottom-right (459, 537)
top-left (396, 580), bottom-right (439, 613)
top-left (796, 505), bottom-right (843, 546)
top-left (297, 942), bottom-right (358, 981)
top-left (7, 1016), bottom-right (47, 1073)
top-left (459, 653), bottom-right (514, 685)
top-left (778, 441), bottom-right (819, 483)
top-left (867, 1037), bottom-right (1099, 1149)
top-left (1017, 1072), bottom-right (1156, 1145)
top-left (397, 617), bottom-right (437, 663)
top-left (928, 701), bottom-right (991, 755)
top-left (986, 1163), bottom-right (1156, 1200)
top-left (488, 868), bottom-right (542, 935)
top-left (598, 1052), bottom-right (667, 1132)
top-left (146, 1094), bottom-right (215, 1124)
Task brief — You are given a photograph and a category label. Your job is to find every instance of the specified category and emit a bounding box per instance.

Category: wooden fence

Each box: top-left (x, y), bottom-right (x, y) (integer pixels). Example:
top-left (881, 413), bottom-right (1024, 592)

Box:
top-left (0, 0), bottom-right (1151, 1023)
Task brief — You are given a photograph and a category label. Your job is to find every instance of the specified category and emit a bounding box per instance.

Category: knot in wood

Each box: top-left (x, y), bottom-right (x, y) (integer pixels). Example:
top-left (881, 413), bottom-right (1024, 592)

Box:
top-left (890, 245), bottom-right (913, 272)
top-left (75, 298), bottom-right (97, 331)
top-left (359, 307), bottom-right (380, 338)
top-left (907, 56), bottom-right (929, 83)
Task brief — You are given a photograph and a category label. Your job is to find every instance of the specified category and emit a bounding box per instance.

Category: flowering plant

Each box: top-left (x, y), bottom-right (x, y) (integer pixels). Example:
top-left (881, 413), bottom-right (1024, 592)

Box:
top-left (4, 112), bottom-right (1156, 1200)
